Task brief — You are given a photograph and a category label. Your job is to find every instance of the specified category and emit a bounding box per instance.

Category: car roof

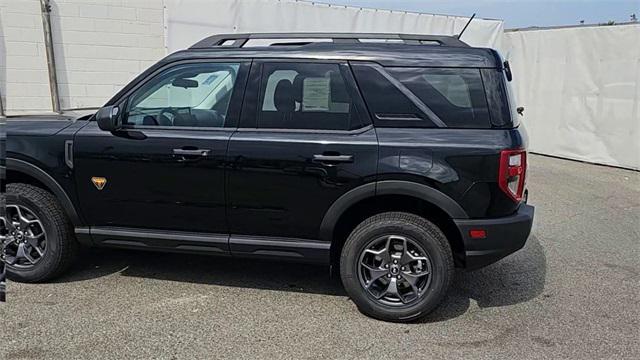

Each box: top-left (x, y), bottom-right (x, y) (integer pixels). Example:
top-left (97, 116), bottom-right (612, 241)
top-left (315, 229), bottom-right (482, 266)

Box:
top-left (162, 33), bottom-right (502, 68)
top-left (165, 44), bottom-right (499, 68)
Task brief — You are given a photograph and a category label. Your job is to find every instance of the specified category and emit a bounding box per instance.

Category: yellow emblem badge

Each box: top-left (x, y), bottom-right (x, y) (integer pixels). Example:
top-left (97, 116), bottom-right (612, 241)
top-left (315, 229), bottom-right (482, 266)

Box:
top-left (91, 177), bottom-right (107, 190)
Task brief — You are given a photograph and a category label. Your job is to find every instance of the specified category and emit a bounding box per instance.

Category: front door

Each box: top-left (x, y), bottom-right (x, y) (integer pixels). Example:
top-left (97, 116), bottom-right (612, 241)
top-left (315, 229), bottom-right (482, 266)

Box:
top-left (74, 61), bottom-right (249, 235)
top-left (226, 60), bottom-right (378, 241)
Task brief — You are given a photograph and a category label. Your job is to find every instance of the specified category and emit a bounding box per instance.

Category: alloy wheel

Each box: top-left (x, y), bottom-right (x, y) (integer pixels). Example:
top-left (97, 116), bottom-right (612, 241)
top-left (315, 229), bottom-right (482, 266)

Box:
top-left (358, 235), bottom-right (432, 306)
top-left (0, 205), bottom-right (48, 268)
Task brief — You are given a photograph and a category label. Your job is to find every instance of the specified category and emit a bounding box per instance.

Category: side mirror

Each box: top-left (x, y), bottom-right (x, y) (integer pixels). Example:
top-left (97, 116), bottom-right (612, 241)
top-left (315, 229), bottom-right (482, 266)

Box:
top-left (96, 105), bottom-right (121, 131)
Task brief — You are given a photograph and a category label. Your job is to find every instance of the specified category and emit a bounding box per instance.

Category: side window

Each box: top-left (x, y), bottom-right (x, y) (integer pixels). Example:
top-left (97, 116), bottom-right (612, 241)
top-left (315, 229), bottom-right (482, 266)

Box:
top-left (386, 67), bottom-right (491, 128)
top-left (352, 64), bottom-right (491, 128)
top-left (125, 63), bottom-right (240, 128)
top-left (423, 73), bottom-right (471, 107)
top-left (257, 63), bottom-right (361, 131)
top-left (351, 64), bottom-right (439, 128)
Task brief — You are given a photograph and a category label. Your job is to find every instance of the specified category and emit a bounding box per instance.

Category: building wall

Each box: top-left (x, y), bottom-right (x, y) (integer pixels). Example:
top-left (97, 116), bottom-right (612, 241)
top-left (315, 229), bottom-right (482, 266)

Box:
top-left (0, 0), bottom-right (51, 113)
top-left (0, 0), bottom-right (166, 114)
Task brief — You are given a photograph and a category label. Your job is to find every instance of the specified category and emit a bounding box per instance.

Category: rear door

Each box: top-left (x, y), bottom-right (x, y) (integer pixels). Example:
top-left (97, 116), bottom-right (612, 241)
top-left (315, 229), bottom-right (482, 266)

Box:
top-left (74, 60), bottom-right (249, 237)
top-left (226, 60), bottom-right (378, 242)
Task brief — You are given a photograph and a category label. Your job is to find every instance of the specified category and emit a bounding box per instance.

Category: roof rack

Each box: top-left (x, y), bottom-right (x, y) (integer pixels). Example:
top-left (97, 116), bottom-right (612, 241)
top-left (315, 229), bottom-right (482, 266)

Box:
top-left (189, 32), bottom-right (469, 49)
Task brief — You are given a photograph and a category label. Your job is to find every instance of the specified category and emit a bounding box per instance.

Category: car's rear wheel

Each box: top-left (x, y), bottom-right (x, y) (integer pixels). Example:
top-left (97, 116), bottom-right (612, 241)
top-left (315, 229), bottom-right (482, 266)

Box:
top-left (1, 183), bottom-right (78, 282)
top-left (340, 212), bottom-right (453, 322)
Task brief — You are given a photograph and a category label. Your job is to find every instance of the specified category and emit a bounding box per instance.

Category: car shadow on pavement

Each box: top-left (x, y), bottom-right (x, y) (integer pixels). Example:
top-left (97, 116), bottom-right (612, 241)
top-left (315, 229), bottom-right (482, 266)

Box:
top-left (421, 234), bottom-right (547, 322)
top-left (52, 234), bottom-right (546, 322)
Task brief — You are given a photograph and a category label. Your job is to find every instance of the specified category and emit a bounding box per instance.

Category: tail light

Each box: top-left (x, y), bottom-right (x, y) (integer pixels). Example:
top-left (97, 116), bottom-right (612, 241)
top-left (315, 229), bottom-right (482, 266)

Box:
top-left (499, 149), bottom-right (527, 202)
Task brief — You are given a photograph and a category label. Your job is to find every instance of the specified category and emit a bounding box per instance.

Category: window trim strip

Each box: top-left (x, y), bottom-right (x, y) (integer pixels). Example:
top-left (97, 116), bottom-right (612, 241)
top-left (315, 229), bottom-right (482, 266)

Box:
top-left (234, 124), bottom-right (374, 135)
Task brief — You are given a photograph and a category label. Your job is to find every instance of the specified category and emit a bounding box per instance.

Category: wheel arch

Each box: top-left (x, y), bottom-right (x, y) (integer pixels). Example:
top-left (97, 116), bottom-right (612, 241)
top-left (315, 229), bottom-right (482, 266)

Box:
top-left (321, 181), bottom-right (468, 267)
top-left (4, 158), bottom-right (83, 227)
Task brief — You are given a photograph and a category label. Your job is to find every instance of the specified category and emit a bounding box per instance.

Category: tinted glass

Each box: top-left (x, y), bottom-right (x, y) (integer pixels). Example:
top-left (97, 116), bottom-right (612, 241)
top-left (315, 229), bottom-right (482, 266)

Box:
top-left (481, 68), bottom-right (514, 128)
top-left (257, 63), bottom-right (360, 130)
top-left (125, 63), bottom-right (240, 127)
top-left (504, 73), bottom-right (520, 127)
top-left (387, 67), bottom-right (491, 128)
top-left (350, 64), bottom-right (438, 128)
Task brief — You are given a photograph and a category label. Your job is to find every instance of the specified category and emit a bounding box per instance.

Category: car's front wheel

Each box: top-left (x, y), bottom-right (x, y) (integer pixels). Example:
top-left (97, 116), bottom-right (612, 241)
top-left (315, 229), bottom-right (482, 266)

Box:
top-left (1, 183), bottom-right (78, 282)
top-left (340, 212), bottom-right (453, 322)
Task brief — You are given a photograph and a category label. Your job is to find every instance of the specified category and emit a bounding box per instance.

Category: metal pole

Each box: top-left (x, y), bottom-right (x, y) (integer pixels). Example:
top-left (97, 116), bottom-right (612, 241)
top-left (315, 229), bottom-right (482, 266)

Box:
top-left (39, 0), bottom-right (61, 114)
top-left (0, 88), bottom-right (5, 117)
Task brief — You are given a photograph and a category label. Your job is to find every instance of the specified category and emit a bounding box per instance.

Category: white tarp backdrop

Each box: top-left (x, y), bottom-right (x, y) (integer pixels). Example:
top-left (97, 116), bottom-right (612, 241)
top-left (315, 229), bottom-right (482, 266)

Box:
top-left (503, 24), bottom-right (640, 170)
top-left (163, 0), bottom-right (504, 51)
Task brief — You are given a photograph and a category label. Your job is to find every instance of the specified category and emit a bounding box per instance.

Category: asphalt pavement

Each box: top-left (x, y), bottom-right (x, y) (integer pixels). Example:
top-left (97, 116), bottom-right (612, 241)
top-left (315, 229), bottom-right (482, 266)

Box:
top-left (0, 154), bottom-right (638, 359)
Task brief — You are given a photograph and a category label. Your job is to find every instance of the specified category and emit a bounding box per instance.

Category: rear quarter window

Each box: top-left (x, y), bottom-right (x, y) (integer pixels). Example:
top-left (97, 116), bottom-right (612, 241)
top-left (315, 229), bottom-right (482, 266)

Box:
top-left (385, 67), bottom-right (491, 128)
top-left (351, 64), bottom-right (439, 128)
top-left (351, 63), bottom-right (491, 129)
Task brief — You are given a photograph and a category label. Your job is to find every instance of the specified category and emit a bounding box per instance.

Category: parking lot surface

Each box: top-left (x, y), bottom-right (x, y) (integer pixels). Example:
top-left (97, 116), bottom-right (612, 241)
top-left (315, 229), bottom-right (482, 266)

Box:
top-left (0, 154), bottom-right (638, 359)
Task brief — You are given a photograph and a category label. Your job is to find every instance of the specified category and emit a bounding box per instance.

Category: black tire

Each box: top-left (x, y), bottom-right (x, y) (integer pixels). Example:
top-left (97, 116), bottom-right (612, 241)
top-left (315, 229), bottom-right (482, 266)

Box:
top-left (2, 183), bottom-right (78, 282)
top-left (340, 212), bottom-right (454, 322)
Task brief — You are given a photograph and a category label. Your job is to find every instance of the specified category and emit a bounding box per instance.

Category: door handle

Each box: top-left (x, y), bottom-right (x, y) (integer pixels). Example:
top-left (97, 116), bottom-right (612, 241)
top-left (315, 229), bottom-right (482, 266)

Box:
top-left (64, 140), bottom-right (74, 169)
top-left (173, 148), bottom-right (211, 157)
top-left (312, 154), bottom-right (354, 164)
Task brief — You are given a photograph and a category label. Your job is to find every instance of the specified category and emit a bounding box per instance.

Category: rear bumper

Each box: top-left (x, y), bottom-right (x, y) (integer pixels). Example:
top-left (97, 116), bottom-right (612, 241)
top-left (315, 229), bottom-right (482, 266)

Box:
top-left (454, 204), bottom-right (534, 270)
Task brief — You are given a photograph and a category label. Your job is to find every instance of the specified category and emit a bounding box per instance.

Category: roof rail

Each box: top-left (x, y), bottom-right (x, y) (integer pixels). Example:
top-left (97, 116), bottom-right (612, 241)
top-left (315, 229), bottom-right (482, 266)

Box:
top-left (189, 32), bottom-right (469, 49)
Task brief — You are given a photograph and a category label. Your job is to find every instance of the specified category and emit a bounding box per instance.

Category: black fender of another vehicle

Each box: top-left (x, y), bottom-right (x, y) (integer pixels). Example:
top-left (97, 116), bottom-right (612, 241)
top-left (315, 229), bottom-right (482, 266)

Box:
top-left (318, 180), bottom-right (468, 241)
top-left (4, 158), bottom-right (83, 227)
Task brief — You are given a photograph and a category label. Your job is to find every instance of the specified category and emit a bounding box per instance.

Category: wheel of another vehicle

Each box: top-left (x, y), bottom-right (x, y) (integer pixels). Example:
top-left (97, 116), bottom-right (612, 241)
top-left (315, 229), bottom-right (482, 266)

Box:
top-left (340, 212), bottom-right (454, 322)
top-left (1, 183), bottom-right (78, 282)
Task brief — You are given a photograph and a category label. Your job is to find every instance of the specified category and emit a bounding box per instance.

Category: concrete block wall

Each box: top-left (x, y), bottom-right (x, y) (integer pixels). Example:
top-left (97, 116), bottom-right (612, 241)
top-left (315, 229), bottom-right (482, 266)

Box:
top-left (0, 0), bottom-right (51, 113)
top-left (0, 0), bottom-right (166, 114)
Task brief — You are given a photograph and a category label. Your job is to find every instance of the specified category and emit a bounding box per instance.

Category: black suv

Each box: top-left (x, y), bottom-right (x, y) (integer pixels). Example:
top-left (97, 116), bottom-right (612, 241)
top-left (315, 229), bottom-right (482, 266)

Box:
top-left (1, 33), bottom-right (534, 321)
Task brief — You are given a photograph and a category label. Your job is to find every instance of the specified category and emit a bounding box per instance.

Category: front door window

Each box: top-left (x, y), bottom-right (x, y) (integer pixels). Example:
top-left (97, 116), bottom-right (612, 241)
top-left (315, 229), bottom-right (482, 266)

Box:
top-left (125, 63), bottom-right (240, 128)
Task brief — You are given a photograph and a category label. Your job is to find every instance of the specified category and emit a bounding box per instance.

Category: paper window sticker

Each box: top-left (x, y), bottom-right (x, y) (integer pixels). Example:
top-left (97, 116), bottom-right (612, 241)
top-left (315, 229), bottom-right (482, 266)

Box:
top-left (302, 77), bottom-right (330, 111)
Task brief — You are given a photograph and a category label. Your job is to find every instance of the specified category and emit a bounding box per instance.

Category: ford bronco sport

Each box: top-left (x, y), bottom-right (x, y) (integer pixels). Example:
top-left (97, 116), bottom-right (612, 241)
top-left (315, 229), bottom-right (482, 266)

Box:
top-left (1, 33), bottom-right (534, 322)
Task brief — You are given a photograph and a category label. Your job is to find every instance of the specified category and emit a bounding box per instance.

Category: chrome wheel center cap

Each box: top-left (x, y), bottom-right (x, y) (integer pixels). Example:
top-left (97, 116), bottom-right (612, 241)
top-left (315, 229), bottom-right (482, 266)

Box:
top-left (390, 265), bottom-right (400, 275)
